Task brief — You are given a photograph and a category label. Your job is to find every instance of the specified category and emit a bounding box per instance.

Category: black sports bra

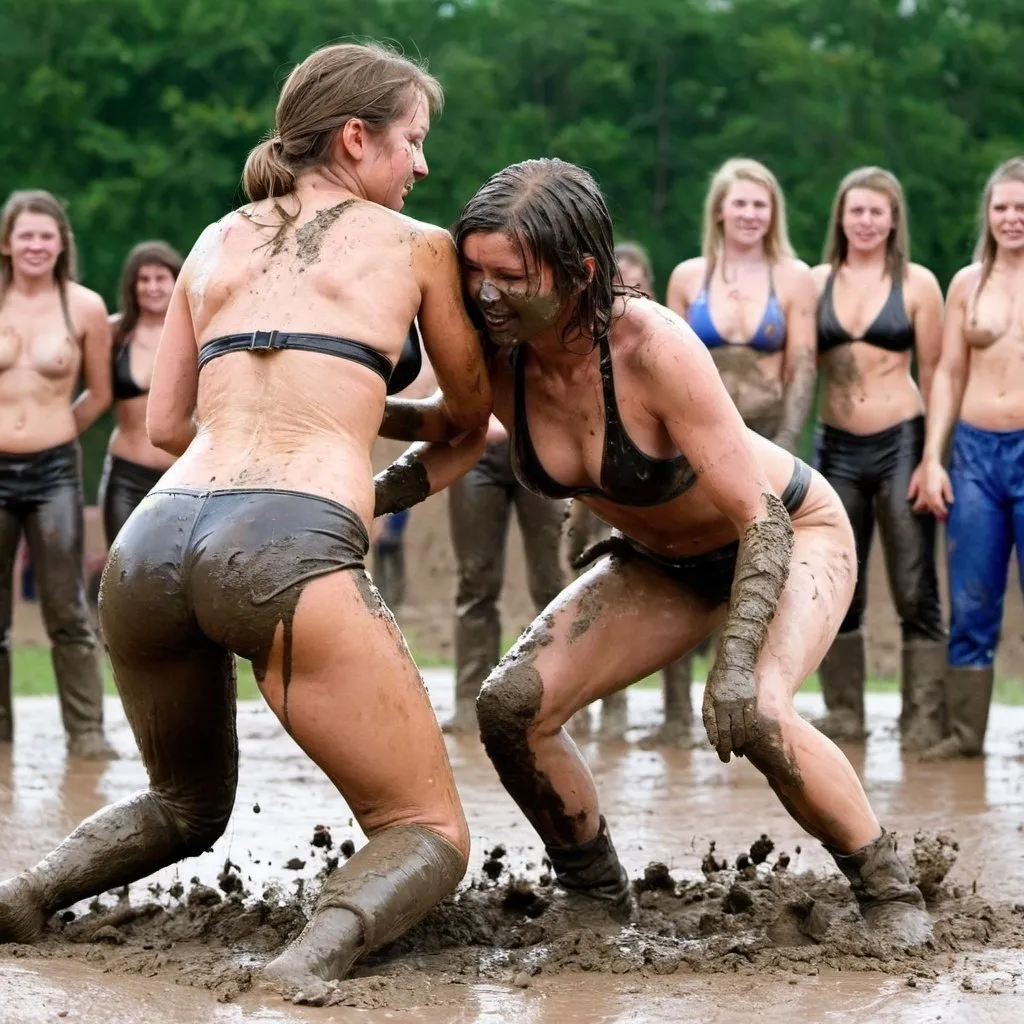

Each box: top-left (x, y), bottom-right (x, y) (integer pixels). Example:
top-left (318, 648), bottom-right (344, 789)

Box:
top-left (197, 321), bottom-right (423, 397)
top-left (510, 333), bottom-right (696, 507)
top-left (817, 274), bottom-right (914, 355)
top-left (112, 339), bottom-right (147, 401)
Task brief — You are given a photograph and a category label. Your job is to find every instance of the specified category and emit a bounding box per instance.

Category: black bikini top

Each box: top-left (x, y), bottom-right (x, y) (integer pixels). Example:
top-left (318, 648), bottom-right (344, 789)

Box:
top-left (817, 273), bottom-right (914, 355)
top-left (196, 321), bottom-right (423, 396)
top-left (112, 338), bottom-right (147, 401)
top-left (510, 333), bottom-right (696, 507)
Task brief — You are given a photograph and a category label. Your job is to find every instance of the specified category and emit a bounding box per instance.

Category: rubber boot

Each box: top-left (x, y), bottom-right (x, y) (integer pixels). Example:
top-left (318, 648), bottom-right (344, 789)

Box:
top-left (0, 667), bottom-right (11, 744)
top-left (263, 824), bottom-right (466, 992)
top-left (639, 654), bottom-right (695, 748)
top-left (598, 691), bottom-right (628, 739)
top-left (813, 630), bottom-right (866, 741)
top-left (828, 829), bottom-right (932, 949)
top-left (545, 815), bottom-right (631, 921)
top-left (920, 666), bottom-right (994, 761)
top-left (899, 640), bottom-right (948, 752)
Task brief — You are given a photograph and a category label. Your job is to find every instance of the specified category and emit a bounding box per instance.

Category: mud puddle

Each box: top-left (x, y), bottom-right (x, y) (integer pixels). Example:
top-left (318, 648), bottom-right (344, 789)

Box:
top-left (3, 672), bottom-right (1024, 1022)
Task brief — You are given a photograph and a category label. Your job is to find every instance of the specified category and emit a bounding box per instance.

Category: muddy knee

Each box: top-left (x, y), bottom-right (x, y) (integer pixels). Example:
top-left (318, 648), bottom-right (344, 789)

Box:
top-left (476, 661), bottom-right (544, 760)
top-left (158, 781), bottom-right (236, 857)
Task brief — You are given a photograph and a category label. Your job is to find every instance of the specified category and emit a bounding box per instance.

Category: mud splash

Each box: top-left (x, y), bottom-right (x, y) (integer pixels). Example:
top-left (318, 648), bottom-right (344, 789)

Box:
top-left (4, 827), bottom-right (1021, 1011)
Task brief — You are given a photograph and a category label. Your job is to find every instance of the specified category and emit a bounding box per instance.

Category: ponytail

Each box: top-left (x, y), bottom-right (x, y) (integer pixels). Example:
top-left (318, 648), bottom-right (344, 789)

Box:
top-left (242, 138), bottom-right (297, 202)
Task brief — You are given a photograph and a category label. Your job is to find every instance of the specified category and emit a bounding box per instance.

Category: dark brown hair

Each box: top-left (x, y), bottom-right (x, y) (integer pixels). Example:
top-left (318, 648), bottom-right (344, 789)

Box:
top-left (614, 241), bottom-right (654, 298)
top-left (452, 158), bottom-right (619, 347)
top-left (113, 240), bottom-right (184, 347)
top-left (0, 191), bottom-right (78, 330)
top-left (242, 41), bottom-right (443, 202)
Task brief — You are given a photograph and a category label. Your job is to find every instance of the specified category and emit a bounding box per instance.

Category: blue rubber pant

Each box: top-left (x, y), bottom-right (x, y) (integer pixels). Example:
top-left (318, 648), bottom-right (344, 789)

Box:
top-left (946, 420), bottom-right (1024, 667)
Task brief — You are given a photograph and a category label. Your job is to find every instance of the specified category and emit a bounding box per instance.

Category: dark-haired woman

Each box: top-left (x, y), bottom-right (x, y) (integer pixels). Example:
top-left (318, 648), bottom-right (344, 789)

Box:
top-left (810, 168), bottom-right (945, 749)
top-left (429, 158), bottom-right (931, 948)
top-left (0, 42), bottom-right (491, 993)
top-left (99, 241), bottom-right (183, 546)
top-left (0, 190), bottom-right (115, 758)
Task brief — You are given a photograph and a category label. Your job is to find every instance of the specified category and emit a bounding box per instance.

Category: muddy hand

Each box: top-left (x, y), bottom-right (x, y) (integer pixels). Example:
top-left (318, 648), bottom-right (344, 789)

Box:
top-left (702, 664), bottom-right (756, 763)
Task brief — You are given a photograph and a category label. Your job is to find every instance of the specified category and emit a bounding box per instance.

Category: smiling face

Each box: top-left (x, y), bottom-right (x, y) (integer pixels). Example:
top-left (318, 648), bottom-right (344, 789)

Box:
top-left (363, 91), bottom-right (431, 211)
top-left (461, 231), bottom-right (566, 348)
top-left (135, 263), bottom-right (176, 318)
top-left (616, 257), bottom-right (652, 298)
top-left (988, 180), bottom-right (1024, 252)
top-left (841, 186), bottom-right (894, 256)
top-left (718, 179), bottom-right (773, 248)
top-left (2, 210), bottom-right (63, 282)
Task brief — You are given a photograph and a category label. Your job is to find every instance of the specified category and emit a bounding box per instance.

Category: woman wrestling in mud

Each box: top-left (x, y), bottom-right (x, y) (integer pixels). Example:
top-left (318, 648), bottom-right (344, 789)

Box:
top-left (0, 42), bottom-right (491, 993)
top-left (98, 241), bottom-right (183, 546)
top-left (811, 168), bottom-right (946, 748)
top-left (666, 158), bottom-right (817, 455)
top-left (440, 158), bottom-right (931, 947)
top-left (0, 190), bottom-right (115, 758)
top-left (914, 156), bottom-right (1024, 760)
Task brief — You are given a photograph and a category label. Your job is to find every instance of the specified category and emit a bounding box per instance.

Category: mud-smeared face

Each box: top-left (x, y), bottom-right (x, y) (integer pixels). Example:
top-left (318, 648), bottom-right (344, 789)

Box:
top-left (841, 187), bottom-right (894, 256)
top-left (364, 93), bottom-right (431, 212)
top-left (2, 211), bottom-right (63, 282)
top-left (719, 180), bottom-right (772, 248)
top-left (989, 180), bottom-right (1024, 252)
top-left (135, 263), bottom-right (176, 318)
top-left (462, 231), bottom-right (564, 348)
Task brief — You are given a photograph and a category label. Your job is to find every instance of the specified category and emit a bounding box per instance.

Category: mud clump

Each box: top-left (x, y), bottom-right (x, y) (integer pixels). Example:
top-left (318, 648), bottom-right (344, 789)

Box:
top-left (635, 861), bottom-right (676, 893)
top-left (909, 831), bottom-right (959, 900)
top-left (311, 825), bottom-right (333, 850)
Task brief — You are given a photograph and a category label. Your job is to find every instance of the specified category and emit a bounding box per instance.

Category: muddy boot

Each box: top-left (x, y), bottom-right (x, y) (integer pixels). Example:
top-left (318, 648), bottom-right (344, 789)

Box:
top-left (639, 655), bottom-right (694, 747)
top-left (566, 708), bottom-right (592, 741)
top-left (598, 691), bottom-right (628, 739)
top-left (828, 830), bottom-right (932, 949)
top-left (66, 730), bottom-right (119, 760)
top-left (545, 816), bottom-right (632, 927)
top-left (263, 824), bottom-right (465, 995)
top-left (441, 663), bottom-right (483, 735)
top-left (920, 666), bottom-right (994, 761)
top-left (812, 630), bottom-right (866, 741)
top-left (899, 640), bottom-right (948, 752)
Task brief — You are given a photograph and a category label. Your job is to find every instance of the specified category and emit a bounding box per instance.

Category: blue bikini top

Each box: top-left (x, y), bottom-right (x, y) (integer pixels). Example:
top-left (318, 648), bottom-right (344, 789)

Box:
top-left (687, 268), bottom-right (786, 354)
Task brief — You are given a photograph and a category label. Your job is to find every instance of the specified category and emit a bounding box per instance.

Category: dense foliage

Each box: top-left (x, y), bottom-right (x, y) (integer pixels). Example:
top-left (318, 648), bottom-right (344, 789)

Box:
top-left (3, 0), bottom-right (1021, 486)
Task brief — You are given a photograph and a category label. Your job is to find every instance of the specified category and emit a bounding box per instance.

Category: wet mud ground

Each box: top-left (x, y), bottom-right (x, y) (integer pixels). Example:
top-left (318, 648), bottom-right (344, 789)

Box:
top-left (2, 671), bottom-right (1024, 1023)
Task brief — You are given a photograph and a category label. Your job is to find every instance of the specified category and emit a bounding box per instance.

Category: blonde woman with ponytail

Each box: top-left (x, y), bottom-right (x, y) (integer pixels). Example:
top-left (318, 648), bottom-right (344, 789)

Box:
top-left (0, 42), bottom-right (491, 994)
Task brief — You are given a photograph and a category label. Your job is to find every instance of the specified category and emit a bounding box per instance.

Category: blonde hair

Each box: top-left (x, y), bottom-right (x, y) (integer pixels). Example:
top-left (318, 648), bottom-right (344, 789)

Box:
top-left (0, 190), bottom-right (78, 331)
top-left (973, 156), bottom-right (1024, 298)
top-left (242, 41), bottom-right (443, 203)
top-left (701, 158), bottom-right (794, 268)
top-left (821, 166), bottom-right (909, 281)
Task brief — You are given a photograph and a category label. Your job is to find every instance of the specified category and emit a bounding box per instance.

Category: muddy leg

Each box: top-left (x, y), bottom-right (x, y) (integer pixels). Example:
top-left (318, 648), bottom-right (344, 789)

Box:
top-left (477, 557), bottom-right (719, 905)
top-left (25, 482), bottom-right (115, 759)
top-left (737, 511), bottom-right (931, 948)
top-left (0, 556), bottom-right (237, 942)
top-left (257, 570), bottom-right (468, 991)
top-left (445, 460), bottom-right (512, 733)
top-left (0, 508), bottom-right (21, 744)
top-left (876, 419), bottom-right (947, 750)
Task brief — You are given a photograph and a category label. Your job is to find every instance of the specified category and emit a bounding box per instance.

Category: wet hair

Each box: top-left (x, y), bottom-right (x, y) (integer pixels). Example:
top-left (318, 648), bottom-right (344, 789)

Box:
top-left (701, 158), bottom-right (795, 268)
top-left (242, 41), bottom-right (443, 203)
top-left (614, 241), bottom-right (654, 298)
top-left (973, 156), bottom-right (1024, 298)
top-left (113, 240), bottom-right (184, 347)
top-left (452, 158), bottom-right (618, 346)
top-left (822, 166), bottom-right (909, 282)
top-left (0, 190), bottom-right (78, 329)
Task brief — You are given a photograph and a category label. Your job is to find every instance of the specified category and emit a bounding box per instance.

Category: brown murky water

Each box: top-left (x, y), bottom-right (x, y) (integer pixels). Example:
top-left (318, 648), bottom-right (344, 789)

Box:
top-left (2, 672), bottom-right (1023, 1023)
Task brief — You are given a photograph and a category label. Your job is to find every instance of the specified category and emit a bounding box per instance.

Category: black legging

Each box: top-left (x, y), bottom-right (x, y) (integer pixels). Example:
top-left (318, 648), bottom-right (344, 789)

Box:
top-left (814, 417), bottom-right (944, 641)
top-left (98, 453), bottom-right (165, 547)
top-left (0, 441), bottom-right (104, 742)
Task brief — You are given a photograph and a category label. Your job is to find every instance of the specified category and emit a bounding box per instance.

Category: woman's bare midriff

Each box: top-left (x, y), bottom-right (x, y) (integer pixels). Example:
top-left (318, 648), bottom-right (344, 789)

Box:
top-left (958, 337), bottom-right (1024, 433)
top-left (108, 397), bottom-right (175, 469)
top-left (819, 344), bottom-right (924, 435)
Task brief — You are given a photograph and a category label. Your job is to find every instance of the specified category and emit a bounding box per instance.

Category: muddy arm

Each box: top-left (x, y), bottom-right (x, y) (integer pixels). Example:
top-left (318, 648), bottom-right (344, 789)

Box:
top-left (773, 268), bottom-right (818, 454)
top-left (71, 290), bottom-right (114, 434)
top-left (641, 309), bottom-right (793, 761)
